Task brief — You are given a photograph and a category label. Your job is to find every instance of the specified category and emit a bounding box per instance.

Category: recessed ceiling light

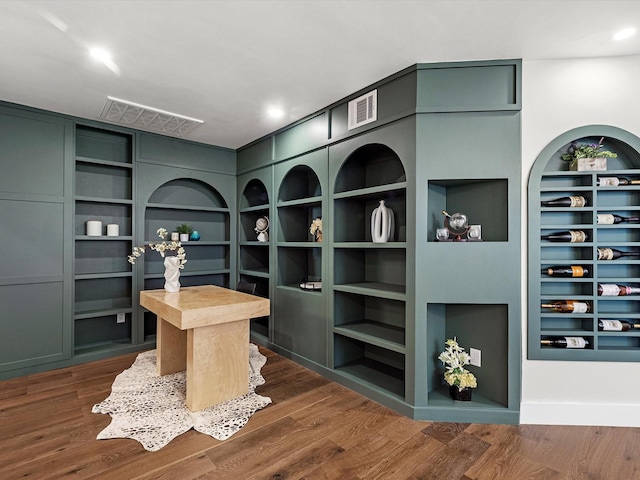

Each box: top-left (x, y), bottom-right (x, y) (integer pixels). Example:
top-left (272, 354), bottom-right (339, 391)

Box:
top-left (612, 27), bottom-right (636, 41)
top-left (267, 107), bottom-right (285, 120)
top-left (90, 47), bottom-right (120, 75)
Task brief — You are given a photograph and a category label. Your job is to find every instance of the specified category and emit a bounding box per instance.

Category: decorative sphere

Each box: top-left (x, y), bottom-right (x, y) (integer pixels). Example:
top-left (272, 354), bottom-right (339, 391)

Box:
top-left (255, 216), bottom-right (269, 232)
top-left (449, 213), bottom-right (468, 230)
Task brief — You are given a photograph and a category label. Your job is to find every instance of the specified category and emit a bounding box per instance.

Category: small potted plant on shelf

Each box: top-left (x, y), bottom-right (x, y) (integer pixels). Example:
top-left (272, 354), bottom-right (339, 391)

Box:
top-left (176, 223), bottom-right (193, 242)
top-left (560, 137), bottom-right (617, 171)
top-left (438, 337), bottom-right (477, 401)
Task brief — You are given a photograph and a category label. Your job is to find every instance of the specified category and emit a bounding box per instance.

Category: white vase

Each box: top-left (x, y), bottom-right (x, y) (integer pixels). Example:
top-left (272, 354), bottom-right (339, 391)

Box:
top-left (371, 200), bottom-right (394, 243)
top-left (163, 256), bottom-right (181, 292)
top-left (179, 233), bottom-right (189, 242)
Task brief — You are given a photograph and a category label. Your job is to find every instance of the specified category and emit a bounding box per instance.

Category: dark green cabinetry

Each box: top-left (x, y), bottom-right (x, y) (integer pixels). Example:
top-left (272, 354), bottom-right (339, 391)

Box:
top-left (273, 150), bottom-right (328, 366)
top-left (529, 127), bottom-right (640, 361)
top-left (73, 125), bottom-right (135, 357)
top-left (239, 60), bottom-right (522, 423)
top-left (0, 102), bottom-right (237, 379)
top-left (0, 106), bottom-right (73, 374)
top-left (237, 168), bottom-right (273, 341)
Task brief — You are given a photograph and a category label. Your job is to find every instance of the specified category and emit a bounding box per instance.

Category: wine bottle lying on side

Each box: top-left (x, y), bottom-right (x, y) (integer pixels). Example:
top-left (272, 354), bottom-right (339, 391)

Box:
top-left (541, 337), bottom-right (589, 348)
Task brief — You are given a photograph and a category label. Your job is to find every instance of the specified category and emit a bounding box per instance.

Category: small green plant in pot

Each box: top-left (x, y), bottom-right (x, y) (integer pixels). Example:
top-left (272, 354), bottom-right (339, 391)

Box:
top-left (560, 137), bottom-right (617, 171)
top-left (176, 223), bottom-right (193, 242)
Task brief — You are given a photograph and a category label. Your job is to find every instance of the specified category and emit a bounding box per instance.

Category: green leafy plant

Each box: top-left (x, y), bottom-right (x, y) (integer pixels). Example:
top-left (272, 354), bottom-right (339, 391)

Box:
top-left (176, 223), bottom-right (193, 235)
top-left (438, 337), bottom-right (477, 392)
top-left (560, 137), bottom-right (618, 162)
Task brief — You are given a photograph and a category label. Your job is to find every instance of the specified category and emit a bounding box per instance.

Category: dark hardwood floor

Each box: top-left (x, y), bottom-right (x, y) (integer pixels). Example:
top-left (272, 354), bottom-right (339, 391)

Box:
top-left (1, 347), bottom-right (639, 480)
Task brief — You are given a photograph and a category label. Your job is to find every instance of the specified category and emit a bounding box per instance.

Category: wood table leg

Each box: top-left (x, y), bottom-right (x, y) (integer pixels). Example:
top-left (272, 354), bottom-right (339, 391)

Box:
top-left (186, 318), bottom-right (249, 411)
top-left (156, 316), bottom-right (187, 376)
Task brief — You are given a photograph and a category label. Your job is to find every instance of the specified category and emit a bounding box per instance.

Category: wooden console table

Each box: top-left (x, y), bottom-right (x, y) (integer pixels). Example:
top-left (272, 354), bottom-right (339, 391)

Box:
top-left (140, 285), bottom-right (270, 411)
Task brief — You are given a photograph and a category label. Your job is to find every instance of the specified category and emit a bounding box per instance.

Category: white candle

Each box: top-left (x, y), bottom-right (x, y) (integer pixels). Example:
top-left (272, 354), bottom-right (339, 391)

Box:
top-left (106, 224), bottom-right (119, 236)
top-left (86, 220), bottom-right (102, 236)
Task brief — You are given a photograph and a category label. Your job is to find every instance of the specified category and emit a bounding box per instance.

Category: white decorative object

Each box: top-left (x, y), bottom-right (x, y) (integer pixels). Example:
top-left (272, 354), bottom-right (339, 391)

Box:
top-left (106, 224), bottom-right (119, 236)
top-left (255, 216), bottom-right (269, 242)
top-left (171, 232), bottom-right (180, 241)
top-left (163, 256), bottom-right (181, 292)
top-left (371, 200), bottom-right (394, 243)
top-left (179, 233), bottom-right (189, 242)
top-left (86, 220), bottom-right (102, 236)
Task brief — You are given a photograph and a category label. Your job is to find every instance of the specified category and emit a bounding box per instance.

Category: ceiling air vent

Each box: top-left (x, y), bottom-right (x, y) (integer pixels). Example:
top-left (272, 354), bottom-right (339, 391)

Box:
top-left (100, 96), bottom-right (204, 138)
top-left (348, 89), bottom-right (377, 130)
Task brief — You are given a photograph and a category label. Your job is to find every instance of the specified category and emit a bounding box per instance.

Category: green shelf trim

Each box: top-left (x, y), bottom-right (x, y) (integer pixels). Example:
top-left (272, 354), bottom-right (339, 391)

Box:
top-left (145, 202), bottom-right (229, 213)
top-left (333, 282), bottom-right (406, 301)
top-left (75, 196), bottom-right (133, 205)
top-left (239, 204), bottom-right (270, 213)
top-left (75, 235), bottom-right (133, 241)
top-left (276, 195), bottom-right (322, 208)
top-left (334, 323), bottom-right (405, 353)
top-left (239, 241), bottom-right (270, 246)
top-left (73, 338), bottom-right (133, 356)
top-left (333, 182), bottom-right (407, 200)
top-left (276, 242), bottom-right (322, 248)
top-left (334, 360), bottom-right (405, 400)
top-left (333, 242), bottom-right (407, 249)
top-left (181, 241), bottom-right (231, 246)
top-left (76, 156), bottom-right (133, 168)
top-left (74, 307), bottom-right (133, 320)
top-left (276, 285), bottom-right (323, 295)
top-left (427, 386), bottom-right (508, 410)
top-left (74, 272), bottom-right (132, 280)
top-left (239, 269), bottom-right (270, 278)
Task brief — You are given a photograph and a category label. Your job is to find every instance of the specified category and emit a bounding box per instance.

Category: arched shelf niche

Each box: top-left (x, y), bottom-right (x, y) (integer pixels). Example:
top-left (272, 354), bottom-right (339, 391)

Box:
top-left (143, 177), bottom-right (230, 287)
top-left (333, 143), bottom-right (406, 243)
top-left (528, 125), bottom-right (640, 361)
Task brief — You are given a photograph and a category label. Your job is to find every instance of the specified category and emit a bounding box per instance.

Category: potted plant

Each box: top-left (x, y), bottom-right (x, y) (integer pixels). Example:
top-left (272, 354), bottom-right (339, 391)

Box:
top-left (438, 337), bottom-right (477, 401)
top-left (176, 223), bottom-right (193, 242)
top-left (560, 137), bottom-right (617, 171)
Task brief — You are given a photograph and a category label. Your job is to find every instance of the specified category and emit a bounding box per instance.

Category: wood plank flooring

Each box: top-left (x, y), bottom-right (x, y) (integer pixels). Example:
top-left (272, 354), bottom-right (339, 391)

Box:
top-left (1, 347), bottom-right (639, 479)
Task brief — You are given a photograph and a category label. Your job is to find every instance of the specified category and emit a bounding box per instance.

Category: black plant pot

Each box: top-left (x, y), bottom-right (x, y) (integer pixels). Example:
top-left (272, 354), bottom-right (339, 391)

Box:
top-left (449, 385), bottom-right (472, 401)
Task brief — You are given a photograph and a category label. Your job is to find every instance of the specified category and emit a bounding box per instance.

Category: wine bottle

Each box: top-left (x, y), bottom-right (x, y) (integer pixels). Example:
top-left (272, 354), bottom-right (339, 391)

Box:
top-left (598, 177), bottom-right (640, 186)
top-left (597, 248), bottom-right (640, 260)
top-left (542, 265), bottom-right (590, 277)
top-left (597, 284), bottom-right (640, 296)
top-left (541, 300), bottom-right (592, 313)
top-left (541, 337), bottom-right (589, 348)
top-left (596, 213), bottom-right (640, 224)
top-left (598, 319), bottom-right (640, 331)
top-left (540, 231), bottom-right (587, 243)
top-left (541, 195), bottom-right (587, 207)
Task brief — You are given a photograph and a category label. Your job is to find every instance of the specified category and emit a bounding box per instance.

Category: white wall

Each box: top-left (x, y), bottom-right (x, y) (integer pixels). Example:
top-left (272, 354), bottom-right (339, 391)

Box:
top-left (521, 55), bottom-right (640, 426)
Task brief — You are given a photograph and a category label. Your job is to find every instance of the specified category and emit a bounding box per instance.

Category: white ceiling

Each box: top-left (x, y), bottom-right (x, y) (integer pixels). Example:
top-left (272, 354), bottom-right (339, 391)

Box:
top-left (1, 0), bottom-right (639, 150)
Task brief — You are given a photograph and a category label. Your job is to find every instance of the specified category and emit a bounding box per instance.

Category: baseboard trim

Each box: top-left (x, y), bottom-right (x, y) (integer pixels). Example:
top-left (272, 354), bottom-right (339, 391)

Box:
top-left (520, 401), bottom-right (640, 427)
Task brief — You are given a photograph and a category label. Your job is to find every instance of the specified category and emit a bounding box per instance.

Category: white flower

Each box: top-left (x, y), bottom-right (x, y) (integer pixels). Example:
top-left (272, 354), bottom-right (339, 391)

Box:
top-left (438, 337), bottom-right (477, 391)
top-left (128, 228), bottom-right (187, 268)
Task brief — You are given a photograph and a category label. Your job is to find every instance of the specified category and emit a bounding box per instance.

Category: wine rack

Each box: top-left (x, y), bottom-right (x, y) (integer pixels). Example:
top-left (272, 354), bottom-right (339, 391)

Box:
top-left (529, 131), bottom-right (640, 361)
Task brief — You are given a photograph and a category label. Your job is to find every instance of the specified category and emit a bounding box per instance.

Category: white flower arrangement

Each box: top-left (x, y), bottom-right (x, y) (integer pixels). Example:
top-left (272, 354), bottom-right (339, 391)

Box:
top-left (309, 217), bottom-right (322, 237)
top-left (438, 337), bottom-right (477, 392)
top-left (128, 228), bottom-right (187, 268)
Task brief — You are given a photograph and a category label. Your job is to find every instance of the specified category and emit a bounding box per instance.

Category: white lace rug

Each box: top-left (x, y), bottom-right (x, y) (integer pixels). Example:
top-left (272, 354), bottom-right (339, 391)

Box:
top-left (92, 344), bottom-right (271, 451)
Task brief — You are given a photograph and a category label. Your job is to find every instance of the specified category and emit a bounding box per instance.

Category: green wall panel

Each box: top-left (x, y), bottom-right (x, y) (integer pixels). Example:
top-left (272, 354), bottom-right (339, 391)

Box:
top-left (2, 200), bottom-right (64, 279)
top-left (0, 282), bottom-right (65, 368)
top-left (274, 113), bottom-right (328, 162)
top-left (0, 109), bottom-right (67, 197)
top-left (417, 61), bottom-right (520, 111)
top-left (138, 132), bottom-right (236, 174)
